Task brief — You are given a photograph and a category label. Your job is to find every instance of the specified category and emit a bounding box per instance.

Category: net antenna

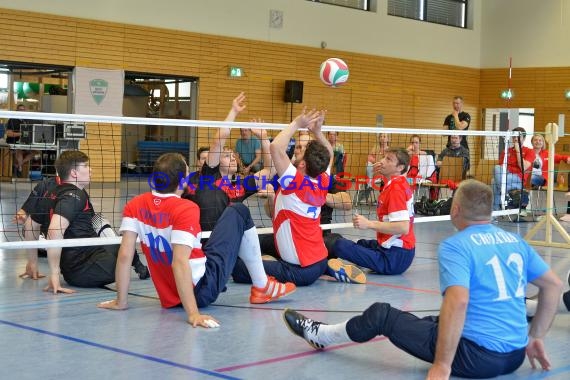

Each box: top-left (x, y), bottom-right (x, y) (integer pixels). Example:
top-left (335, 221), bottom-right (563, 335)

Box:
top-left (525, 123), bottom-right (570, 248)
top-left (497, 57), bottom-right (514, 214)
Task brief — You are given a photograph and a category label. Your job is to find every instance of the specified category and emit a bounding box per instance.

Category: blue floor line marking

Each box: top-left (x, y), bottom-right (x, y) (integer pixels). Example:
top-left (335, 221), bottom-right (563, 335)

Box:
top-left (0, 293), bottom-right (115, 312)
top-left (0, 286), bottom-right (158, 313)
top-left (0, 319), bottom-right (241, 380)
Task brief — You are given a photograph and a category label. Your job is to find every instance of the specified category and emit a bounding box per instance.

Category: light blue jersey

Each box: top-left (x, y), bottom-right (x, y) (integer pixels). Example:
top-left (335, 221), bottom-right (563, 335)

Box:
top-left (439, 224), bottom-right (549, 352)
top-left (235, 137), bottom-right (261, 165)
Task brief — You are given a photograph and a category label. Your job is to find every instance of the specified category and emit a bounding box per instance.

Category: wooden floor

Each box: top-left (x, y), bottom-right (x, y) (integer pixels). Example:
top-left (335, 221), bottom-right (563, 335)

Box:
top-left (0, 180), bottom-right (569, 380)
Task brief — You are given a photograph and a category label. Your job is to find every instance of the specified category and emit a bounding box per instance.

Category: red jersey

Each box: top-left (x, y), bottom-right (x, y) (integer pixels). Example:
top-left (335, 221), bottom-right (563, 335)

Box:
top-left (524, 149), bottom-right (569, 184)
top-left (376, 175), bottom-right (415, 250)
top-left (499, 146), bottom-right (533, 182)
top-left (407, 154), bottom-right (436, 183)
top-left (121, 192), bottom-right (206, 308)
top-left (273, 164), bottom-right (329, 267)
top-left (407, 154), bottom-right (420, 178)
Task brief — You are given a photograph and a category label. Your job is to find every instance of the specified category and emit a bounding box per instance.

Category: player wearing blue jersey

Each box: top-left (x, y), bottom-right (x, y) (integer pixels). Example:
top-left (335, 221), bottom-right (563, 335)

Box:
top-left (283, 179), bottom-right (562, 379)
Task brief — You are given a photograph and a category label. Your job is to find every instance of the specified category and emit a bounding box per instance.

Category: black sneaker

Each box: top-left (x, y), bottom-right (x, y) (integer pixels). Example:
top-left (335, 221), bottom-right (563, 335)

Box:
top-left (133, 261), bottom-right (150, 280)
top-left (283, 309), bottom-right (327, 350)
top-left (562, 291), bottom-right (570, 312)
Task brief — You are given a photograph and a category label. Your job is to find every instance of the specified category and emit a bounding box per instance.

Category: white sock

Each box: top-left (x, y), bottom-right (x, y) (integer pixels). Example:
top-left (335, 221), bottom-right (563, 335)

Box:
top-left (526, 299), bottom-right (538, 317)
top-left (526, 295), bottom-right (569, 317)
top-left (316, 321), bottom-right (351, 346)
top-left (238, 227), bottom-right (268, 288)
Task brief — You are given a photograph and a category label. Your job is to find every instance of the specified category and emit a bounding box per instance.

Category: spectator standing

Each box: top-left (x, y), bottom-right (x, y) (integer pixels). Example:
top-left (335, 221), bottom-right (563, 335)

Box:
top-left (443, 96), bottom-right (471, 150)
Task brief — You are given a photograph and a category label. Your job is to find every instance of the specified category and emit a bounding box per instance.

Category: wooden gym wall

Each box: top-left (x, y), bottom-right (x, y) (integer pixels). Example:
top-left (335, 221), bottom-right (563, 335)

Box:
top-left (0, 8), bottom-right (482, 181)
top-left (18, 8), bottom-right (570, 182)
top-left (480, 67), bottom-right (570, 153)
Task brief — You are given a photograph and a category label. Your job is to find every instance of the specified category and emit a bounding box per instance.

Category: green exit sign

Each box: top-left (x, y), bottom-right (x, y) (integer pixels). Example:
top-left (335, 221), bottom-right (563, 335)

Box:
top-left (228, 67), bottom-right (243, 78)
top-left (500, 88), bottom-right (514, 100)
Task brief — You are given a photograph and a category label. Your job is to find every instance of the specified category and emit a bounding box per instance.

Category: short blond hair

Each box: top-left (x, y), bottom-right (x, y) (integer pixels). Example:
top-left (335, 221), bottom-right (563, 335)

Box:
top-left (453, 179), bottom-right (492, 221)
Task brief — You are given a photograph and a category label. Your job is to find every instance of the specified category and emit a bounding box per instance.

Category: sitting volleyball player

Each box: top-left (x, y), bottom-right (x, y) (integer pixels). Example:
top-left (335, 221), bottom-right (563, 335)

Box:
top-left (283, 180), bottom-right (562, 379)
top-left (98, 153), bottom-right (296, 327)
top-left (257, 139), bottom-right (352, 259)
top-left (43, 151), bottom-right (149, 294)
top-left (14, 175), bottom-right (148, 281)
top-left (233, 108), bottom-right (365, 286)
top-left (328, 148), bottom-right (415, 276)
top-left (183, 92), bottom-right (273, 233)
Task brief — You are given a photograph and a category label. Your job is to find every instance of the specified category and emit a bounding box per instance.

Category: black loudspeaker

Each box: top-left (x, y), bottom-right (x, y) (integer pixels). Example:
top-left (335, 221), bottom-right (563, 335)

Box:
top-left (284, 80), bottom-right (304, 103)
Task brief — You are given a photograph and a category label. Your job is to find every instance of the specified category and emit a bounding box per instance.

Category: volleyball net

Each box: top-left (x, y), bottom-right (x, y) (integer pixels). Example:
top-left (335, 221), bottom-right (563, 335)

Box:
top-left (1, 109), bottom-right (564, 251)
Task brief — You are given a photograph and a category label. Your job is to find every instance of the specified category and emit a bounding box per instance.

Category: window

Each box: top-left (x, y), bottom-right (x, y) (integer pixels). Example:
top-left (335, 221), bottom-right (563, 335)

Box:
top-left (0, 71), bottom-right (7, 111)
top-left (0, 62), bottom-right (72, 111)
top-left (0, 72), bottom-right (7, 91)
top-left (388, 0), bottom-right (468, 28)
top-left (307, 0), bottom-right (372, 12)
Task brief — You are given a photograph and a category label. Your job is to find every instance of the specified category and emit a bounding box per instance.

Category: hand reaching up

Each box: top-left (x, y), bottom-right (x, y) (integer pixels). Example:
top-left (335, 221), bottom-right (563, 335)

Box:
top-left (232, 92), bottom-right (247, 114)
top-left (308, 110), bottom-right (327, 135)
top-left (293, 108), bottom-right (321, 130)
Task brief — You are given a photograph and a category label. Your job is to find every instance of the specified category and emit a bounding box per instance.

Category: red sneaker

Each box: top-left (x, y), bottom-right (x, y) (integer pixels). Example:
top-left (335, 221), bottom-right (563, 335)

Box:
top-left (250, 276), bottom-right (296, 304)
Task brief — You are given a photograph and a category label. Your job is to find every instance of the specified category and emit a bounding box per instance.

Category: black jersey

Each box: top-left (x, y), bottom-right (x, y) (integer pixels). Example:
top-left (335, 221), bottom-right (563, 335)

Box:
top-left (22, 177), bottom-right (60, 232)
top-left (444, 111), bottom-right (471, 150)
top-left (5, 118), bottom-right (24, 144)
top-left (183, 164), bottom-right (257, 232)
top-left (48, 183), bottom-right (103, 275)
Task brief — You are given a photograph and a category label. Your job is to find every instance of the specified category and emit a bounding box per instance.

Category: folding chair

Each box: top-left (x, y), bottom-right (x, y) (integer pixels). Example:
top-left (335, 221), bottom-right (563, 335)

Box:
top-left (412, 154), bottom-right (437, 199)
top-left (474, 159), bottom-right (496, 185)
top-left (421, 156), bottom-right (464, 200)
top-left (353, 176), bottom-right (380, 206)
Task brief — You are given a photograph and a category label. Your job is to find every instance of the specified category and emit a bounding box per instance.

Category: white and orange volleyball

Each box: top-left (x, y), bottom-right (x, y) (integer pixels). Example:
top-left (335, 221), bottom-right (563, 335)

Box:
top-left (319, 58), bottom-right (349, 87)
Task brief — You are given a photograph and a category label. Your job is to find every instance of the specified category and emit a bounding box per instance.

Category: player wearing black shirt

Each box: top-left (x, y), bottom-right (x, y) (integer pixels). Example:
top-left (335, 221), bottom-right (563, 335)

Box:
top-left (43, 151), bottom-right (148, 294)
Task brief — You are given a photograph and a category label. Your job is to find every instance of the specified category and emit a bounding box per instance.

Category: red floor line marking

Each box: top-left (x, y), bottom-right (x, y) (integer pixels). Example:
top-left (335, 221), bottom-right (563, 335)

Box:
top-left (215, 336), bottom-right (388, 373)
top-left (320, 277), bottom-right (440, 295)
top-left (365, 281), bottom-right (440, 294)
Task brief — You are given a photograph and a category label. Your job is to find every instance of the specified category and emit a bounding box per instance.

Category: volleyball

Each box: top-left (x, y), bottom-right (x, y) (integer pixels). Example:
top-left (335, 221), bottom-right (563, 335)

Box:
top-left (319, 58), bottom-right (349, 87)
